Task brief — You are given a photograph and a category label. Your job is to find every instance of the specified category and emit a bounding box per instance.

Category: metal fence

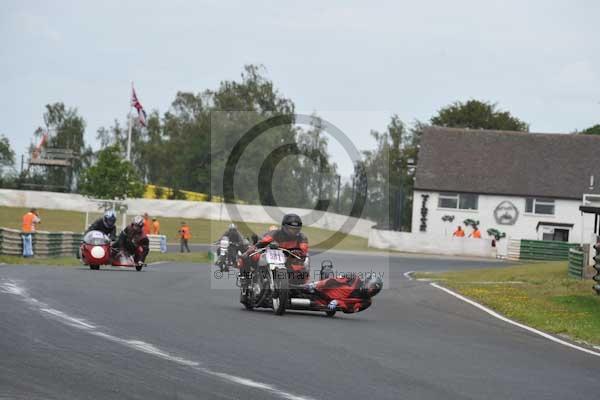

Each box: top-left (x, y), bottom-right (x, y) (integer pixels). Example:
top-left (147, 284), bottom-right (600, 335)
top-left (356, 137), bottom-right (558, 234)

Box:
top-left (568, 248), bottom-right (584, 279)
top-left (518, 239), bottom-right (579, 261)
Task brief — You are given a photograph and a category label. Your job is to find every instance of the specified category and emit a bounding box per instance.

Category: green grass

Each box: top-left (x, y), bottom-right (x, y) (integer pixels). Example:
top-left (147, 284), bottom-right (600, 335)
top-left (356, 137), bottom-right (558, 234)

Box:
top-left (415, 262), bottom-right (600, 345)
top-left (0, 206), bottom-right (369, 251)
top-left (146, 252), bottom-right (209, 264)
top-left (0, 252), bottom-right (209, 266)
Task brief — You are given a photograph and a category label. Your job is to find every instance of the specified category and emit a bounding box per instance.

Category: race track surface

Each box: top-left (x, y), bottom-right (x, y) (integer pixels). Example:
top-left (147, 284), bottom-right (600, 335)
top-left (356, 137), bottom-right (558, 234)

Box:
top-left (1, 252), bottom-right (598, 400)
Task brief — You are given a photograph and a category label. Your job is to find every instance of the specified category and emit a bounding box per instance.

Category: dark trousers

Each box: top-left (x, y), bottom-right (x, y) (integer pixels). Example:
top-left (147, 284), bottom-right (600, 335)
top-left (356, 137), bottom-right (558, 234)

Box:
top-left (180, 238), bottom-right (190, 253)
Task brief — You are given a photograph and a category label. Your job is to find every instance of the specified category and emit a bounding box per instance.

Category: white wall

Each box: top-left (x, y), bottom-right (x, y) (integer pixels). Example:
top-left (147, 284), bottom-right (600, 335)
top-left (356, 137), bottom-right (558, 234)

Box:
top-left (412, 190), bottom-right (595, 245)
top-left (369, 228), bottom-right (496, 258)
top-left (0, 189), bottom-right (374, 238)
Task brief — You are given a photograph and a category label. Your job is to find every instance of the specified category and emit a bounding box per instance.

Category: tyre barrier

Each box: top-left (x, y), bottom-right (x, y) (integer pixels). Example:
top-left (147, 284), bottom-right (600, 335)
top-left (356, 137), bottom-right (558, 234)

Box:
top-left (0, 227), bottom-right (82, 257)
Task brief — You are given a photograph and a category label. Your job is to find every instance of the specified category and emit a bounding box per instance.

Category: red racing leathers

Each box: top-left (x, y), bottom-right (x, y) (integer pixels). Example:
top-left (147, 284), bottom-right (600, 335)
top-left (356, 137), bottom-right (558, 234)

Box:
top-left (238, 228), bottom-right (308, 272)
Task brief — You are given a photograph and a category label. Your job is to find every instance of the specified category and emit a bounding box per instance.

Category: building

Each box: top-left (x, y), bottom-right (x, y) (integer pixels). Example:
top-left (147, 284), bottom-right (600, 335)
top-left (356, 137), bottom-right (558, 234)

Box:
top-left (411, 126), bottom-right (600, 244)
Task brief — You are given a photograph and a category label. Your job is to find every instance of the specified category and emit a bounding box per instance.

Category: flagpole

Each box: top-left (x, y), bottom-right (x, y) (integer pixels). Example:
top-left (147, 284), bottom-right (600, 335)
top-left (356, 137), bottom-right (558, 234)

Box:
top-left (126, 82), bottom-right (133, 162)
top-left (126, 111), bottom-right (132, 162)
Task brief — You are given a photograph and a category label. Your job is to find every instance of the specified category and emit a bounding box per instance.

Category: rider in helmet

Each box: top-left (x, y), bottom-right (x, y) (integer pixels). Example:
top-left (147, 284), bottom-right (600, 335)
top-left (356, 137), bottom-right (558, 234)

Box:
top-left (116, 215), bottom-right (150, 267)
top-left (86, 210), bottom-right (118, 241)
top-left (219, 223), bottom-right (245, 263)
top-left (238, 213), bottom-right (308, 273)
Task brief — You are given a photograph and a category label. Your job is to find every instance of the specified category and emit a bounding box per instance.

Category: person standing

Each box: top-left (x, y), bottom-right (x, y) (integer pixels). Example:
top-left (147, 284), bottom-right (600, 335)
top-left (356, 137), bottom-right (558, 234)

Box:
top-left (469, 226), bottom-right (482, 238)
top-left (143, 213), bottom-right (151, 235)
top-left (453, 226), bottom-right (465, 237)
top-left (178, 221), bottom-right (191, 253)
top-left (21, 208), bottom-right (41, 257)
top-left (152, 217), bottom-right (160, 234)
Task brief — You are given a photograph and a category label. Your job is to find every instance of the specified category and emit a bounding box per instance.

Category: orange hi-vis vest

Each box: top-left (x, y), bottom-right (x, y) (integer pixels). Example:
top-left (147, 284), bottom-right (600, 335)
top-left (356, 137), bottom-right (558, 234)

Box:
top-left (143, 218), bottom-right (151, 235)
top-left (180, 226), bottom-right (191, 240)
top-left (22, 212), bottom-right (37, 233)
top-left (152, 221), bottom-right (160, 234)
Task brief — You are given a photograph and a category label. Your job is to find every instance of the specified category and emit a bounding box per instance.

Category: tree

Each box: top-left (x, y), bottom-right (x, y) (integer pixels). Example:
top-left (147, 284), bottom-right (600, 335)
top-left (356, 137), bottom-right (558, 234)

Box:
top-left (431, 100), bottom-right (529, 132)
top-left (0, 134), bottom-right (15, 172)
top-left (32, 103), bottom-right (88, 190)
top-left (580, 124), bottom-right (600, 135)
top-left (0, 134), bottom-right (16, 187)
top-left (79, 145), bottom-right (144, 199)
top-left (355, 115), bottom-right (418, 229)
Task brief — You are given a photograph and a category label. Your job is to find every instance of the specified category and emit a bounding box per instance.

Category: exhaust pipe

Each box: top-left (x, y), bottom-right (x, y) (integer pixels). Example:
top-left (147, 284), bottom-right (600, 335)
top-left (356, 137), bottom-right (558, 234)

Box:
top-left (290, 298), bottom-right (311, 308)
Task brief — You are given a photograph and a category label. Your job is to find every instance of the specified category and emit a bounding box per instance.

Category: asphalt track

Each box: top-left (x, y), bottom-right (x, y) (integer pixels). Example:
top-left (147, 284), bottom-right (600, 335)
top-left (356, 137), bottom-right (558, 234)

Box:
top-left (1, 251), bottom-right (599, 400)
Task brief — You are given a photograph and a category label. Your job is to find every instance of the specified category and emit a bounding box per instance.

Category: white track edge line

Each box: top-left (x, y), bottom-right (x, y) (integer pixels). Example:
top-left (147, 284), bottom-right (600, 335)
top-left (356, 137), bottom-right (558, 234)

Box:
top-left (429, 282), bottom-right (600, 358)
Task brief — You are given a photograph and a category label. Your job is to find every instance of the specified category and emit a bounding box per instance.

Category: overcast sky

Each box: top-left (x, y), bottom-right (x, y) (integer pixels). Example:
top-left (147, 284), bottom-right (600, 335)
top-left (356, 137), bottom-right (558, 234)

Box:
top-left (1, 0), bottom-right (599, 177)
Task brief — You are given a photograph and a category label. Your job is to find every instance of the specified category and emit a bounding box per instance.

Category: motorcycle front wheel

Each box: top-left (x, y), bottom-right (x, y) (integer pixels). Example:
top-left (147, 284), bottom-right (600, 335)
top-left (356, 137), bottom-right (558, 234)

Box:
top-left (271, 269), bottom-right (289, 316)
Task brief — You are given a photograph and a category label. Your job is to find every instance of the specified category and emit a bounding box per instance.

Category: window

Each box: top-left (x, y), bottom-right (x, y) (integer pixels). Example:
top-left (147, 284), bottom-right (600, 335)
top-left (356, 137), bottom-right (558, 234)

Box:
top-left (526, 198), bottom-right (555, 215)
top-left (438, 193), bottom-right (458, 209)
top-left (438, 192), bottom-right (478, 210)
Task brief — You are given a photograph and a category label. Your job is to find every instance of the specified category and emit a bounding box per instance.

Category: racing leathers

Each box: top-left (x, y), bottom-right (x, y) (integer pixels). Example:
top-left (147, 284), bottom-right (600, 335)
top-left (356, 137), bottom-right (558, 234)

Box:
top-left (116, 225), bottom-right (149, 265)
top-left (86, 218), bottom-right (117, 241)
top-left (238, 228), bottom-right (308, 273)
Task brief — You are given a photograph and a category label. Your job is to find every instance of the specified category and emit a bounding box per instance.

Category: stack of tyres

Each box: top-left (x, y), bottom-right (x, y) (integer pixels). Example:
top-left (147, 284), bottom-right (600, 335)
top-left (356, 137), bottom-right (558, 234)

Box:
top-left (593, 237), bottom-right (600, 295)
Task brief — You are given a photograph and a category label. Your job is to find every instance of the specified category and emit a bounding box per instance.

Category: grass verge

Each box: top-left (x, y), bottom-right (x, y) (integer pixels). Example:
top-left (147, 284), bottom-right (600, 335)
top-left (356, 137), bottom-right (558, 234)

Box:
top-left (414, 261), bottom-right (600, 346)
top-left (0, 206), bottom-right (369, 252)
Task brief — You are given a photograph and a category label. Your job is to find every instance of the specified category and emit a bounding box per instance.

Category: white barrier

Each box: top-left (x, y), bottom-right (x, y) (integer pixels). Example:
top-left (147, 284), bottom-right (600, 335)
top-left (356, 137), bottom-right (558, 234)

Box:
top-left (0, 189), bottom-right (374, 238)
top-left (147, 234), bottom-right (167, 253)
top-left (368, 229), bottom-right (497, 258)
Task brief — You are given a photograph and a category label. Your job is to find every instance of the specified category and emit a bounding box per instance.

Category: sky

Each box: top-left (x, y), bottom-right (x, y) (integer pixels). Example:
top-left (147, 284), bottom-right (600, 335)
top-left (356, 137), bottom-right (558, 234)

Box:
top-left (1, 0), bottom-right (599, 177)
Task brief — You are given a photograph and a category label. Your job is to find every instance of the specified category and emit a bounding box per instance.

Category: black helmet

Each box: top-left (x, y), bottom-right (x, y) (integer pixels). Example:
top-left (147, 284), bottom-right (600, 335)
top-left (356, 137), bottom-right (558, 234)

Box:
top-left (362, 275), bottom-right (383, 298)
top-left (281, 213), bottom-right (302, 236)
top-left (103, 210), bottom-right (117, 229)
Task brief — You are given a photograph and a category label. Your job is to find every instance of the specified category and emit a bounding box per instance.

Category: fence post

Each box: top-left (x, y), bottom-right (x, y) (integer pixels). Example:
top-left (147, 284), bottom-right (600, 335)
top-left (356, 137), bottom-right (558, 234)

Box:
top-left (593, 236), bottom-right (600, 295)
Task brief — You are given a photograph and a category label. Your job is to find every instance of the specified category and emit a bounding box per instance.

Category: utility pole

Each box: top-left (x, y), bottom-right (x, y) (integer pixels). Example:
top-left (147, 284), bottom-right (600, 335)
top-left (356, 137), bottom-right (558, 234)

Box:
top-left (336, 174), bottom-right (341, 213)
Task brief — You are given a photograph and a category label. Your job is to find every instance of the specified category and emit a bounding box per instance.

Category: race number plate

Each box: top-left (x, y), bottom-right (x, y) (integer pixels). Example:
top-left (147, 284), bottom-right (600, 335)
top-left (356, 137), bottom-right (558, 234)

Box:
top-left (265, 249), bottom-right (286, 264)
top-left (90, 231), bottom-right (105, 239)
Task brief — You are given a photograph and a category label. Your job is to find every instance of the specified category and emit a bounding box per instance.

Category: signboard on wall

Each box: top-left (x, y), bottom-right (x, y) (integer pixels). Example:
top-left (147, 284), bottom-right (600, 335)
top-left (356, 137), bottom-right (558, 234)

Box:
top-left (494, 201), bottom-right (519, 225)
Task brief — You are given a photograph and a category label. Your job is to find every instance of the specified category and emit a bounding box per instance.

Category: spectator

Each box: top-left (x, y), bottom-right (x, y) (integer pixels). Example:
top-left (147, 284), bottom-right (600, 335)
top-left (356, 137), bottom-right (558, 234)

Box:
top-left (453, 226), bottom-right (465, 237)
top-left (22, 208), bottom-right (41, 233)
top-left (21, 208), bottom-right (40, 257)
top-left (469, 226), bottom-right (482, 239)
top-left (152, 217), bottom-right (160, 234)
top-left (178, 221), bottom-right (191, 253)
top-left (143, 213), bottom-right (151, 235)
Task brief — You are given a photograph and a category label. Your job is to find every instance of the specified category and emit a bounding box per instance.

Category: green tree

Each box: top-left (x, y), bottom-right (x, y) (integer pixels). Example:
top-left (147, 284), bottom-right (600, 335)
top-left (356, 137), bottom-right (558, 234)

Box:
top-left (79, 145), bottom-right (144, 199)
top-left (0, 134), bottom-right (15, 172)
top-left (32, 103), bottom-right (88, 190)
top-left (431, 100), bottom-right (529, 131)
top-left (357, 115), bottom-right (418, 229)
top-left (580, 124), bottom-right (600, 135)
top-left (0, 134), bottom-right (16, 187)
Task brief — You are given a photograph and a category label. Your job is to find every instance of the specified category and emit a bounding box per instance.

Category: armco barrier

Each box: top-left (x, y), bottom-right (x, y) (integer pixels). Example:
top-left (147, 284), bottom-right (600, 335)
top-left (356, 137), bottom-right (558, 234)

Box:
top-left (568, 248), bottom-right (584, 279)
top-left (519, 239), bottom-right (579, 261)
top-left (0, 227), bottom-right (82, 257)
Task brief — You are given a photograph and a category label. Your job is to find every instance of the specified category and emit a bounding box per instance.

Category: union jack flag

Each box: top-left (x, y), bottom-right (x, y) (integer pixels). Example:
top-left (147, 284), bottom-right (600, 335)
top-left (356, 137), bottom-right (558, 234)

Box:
top-left (131, 85), bottom-right (147, 127)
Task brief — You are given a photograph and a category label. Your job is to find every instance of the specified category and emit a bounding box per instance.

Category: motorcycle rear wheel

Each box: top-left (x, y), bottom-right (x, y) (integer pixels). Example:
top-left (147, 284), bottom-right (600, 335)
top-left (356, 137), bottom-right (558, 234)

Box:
top-left (89, 264), bottom-right (100, 270)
